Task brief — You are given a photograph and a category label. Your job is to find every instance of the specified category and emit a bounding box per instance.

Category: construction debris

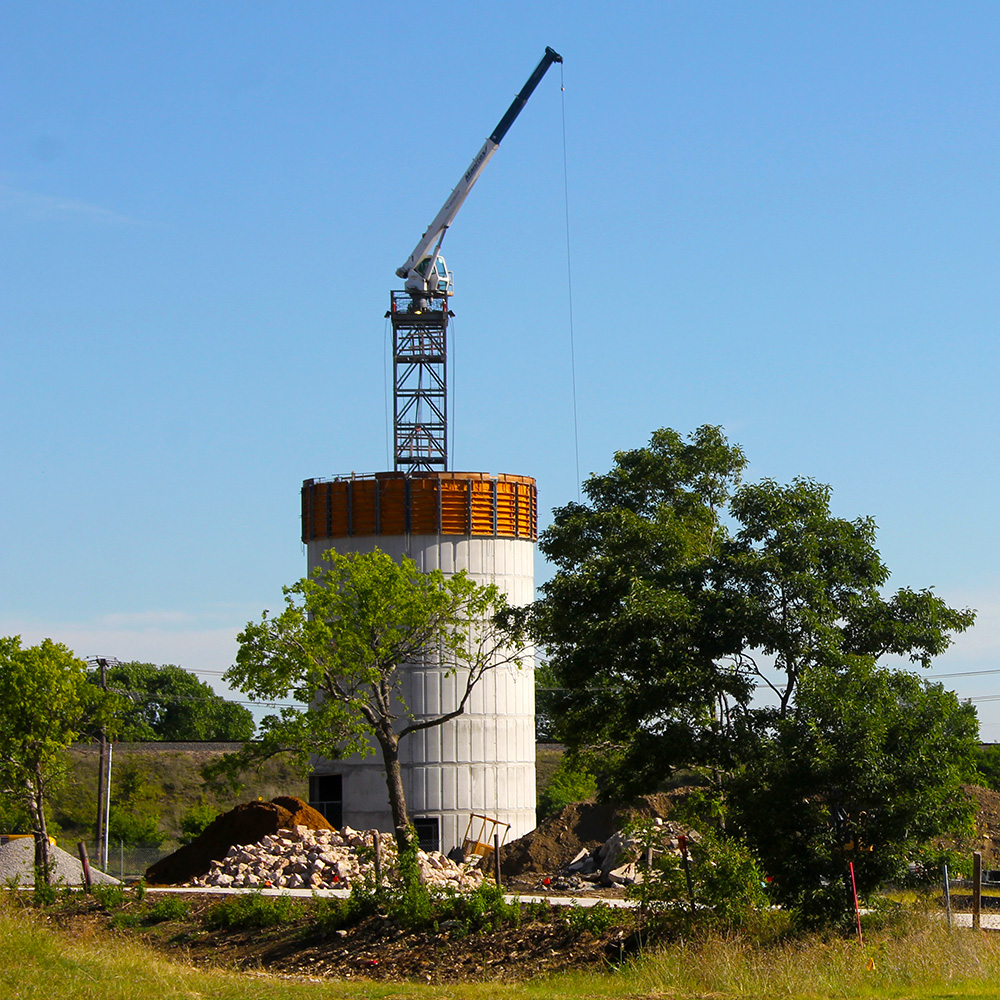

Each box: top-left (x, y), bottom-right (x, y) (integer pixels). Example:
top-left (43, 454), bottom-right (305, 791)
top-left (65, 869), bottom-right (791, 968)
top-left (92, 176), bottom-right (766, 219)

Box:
top-left (548, 817), bottom-right (701, 889)
top-left (146, 797), bottom-right (333, 886)
top-left (190, 823), bottom-right (486, 891)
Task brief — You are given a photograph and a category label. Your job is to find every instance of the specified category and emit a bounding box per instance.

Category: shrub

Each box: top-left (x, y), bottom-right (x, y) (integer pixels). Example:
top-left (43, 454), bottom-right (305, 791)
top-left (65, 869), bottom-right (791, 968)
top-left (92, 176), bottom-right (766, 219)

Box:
top-left (203, 892), bottom-right (300, 930)
top-left (178, 804), bottom-right (217, 845)
top-left (629, 831), bottom-right (769, 932)
top-left (91, 884), bottom-right (127, 911)
top-left (537, 756), bottom-right (598, 818)
top-left (145, 895), bottom-right (190, 923)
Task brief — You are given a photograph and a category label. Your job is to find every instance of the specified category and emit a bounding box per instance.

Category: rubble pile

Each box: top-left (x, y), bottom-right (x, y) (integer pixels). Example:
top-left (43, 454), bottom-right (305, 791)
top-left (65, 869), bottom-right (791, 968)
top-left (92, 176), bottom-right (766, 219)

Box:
top-left (191, 823), bottom-right (486, 892)
top-left (546, 818), bottom-right (701, 891)
top-left (146, 797), bottom-right (333, 886)
top-left (499, 793), bottom-right (677, 877)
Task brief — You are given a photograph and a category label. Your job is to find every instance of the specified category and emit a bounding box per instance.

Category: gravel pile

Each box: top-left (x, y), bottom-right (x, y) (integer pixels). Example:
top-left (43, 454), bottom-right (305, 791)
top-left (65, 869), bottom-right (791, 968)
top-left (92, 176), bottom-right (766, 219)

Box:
top-left (0, 838), bottom-right (120, 886)
top-left (191, 823), bottom-right (486, 891)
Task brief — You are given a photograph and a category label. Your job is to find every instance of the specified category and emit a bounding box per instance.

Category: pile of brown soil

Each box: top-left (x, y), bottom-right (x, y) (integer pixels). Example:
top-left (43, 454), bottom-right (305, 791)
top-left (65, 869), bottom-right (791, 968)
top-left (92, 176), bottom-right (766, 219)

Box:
top-left (500, 792), bottom-right (677, 876)
top-left (146, 797), bottom-right (332, 885)
top-left (271, 796), bottom-right (331, 830)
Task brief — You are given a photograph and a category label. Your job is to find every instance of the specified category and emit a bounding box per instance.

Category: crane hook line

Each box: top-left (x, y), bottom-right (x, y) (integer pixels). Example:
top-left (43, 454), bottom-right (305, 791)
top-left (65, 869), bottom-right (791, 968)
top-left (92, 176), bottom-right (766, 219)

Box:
top-left (560, 62), bottom-right (581, 500)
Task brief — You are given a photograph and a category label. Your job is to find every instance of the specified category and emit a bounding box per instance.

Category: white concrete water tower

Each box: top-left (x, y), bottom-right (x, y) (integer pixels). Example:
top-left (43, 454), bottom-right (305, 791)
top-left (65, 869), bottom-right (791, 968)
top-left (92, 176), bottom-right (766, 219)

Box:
top-left (301, 470), bottom-right (537, 852)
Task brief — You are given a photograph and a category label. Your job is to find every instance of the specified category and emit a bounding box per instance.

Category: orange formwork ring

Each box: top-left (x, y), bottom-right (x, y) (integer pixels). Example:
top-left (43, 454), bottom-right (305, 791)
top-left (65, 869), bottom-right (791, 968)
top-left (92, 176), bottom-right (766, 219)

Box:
top-left (301, 471), bottom-right (537, 542)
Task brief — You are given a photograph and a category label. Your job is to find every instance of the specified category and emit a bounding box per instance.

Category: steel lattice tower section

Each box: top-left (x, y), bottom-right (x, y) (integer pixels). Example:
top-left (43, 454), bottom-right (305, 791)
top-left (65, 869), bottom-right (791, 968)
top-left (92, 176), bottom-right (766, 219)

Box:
top-left (389, 291), bottom-right (449, 473)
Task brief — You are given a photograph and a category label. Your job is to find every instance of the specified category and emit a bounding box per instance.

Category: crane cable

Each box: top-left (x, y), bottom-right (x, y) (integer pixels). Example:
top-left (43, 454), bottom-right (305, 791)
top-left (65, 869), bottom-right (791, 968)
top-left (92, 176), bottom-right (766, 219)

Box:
top-left (560, 62), bottom-right (581, 499)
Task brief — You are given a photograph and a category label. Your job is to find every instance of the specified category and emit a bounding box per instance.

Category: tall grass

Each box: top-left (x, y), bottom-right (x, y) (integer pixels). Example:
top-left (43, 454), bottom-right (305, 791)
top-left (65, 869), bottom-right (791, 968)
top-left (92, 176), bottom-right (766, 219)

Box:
top-left (8, 890), bottom-right (1000, 999)
top-left (623, 914), bottom-right (1000, 999)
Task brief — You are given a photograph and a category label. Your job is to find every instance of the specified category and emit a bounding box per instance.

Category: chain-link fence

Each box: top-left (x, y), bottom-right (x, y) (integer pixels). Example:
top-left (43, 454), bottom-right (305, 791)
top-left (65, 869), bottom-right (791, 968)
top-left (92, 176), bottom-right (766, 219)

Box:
top-left (81, 842), bottom-right (173, 879)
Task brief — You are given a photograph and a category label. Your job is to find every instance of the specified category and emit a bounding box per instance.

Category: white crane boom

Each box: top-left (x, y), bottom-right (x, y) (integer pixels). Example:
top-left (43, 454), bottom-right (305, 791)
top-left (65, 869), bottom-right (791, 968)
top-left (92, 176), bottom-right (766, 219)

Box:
top-left (396, 46), bottom-right (563, 300)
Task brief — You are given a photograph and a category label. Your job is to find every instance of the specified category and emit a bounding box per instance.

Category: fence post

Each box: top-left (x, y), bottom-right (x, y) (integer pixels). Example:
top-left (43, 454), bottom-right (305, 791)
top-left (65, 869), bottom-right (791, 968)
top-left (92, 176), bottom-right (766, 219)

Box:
top-left (943, 863), bottom-right (952, 931)
top-left (493, 832), bottom-right (502, 889)
top-left (77, 842), bottom-right (92, 892)
top-left (973, 851), bottom-right (982, 931)
top-left (373, 831), bottom-right (381, 895)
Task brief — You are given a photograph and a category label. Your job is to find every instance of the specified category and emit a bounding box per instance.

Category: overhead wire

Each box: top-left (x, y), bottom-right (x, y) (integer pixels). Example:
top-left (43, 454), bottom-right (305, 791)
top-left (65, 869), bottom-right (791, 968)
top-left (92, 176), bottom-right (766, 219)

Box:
top-left (559, 61), bottom-right (581, 500)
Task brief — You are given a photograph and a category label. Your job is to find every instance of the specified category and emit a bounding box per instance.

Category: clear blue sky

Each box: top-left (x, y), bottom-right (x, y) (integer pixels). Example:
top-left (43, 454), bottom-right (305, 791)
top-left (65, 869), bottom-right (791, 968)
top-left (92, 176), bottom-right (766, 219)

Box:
top-left (3, 1), bottom-right (1000, 732)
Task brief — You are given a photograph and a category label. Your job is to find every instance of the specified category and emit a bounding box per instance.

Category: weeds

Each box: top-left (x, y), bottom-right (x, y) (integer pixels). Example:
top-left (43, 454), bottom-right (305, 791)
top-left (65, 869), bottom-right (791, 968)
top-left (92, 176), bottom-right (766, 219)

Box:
top-left (203, 891), bottom-right (301, 930)
top-left (432, 881), bottom-right (521, 935)
top-left (91, 883), bottom-right (127, 910)
top-left (564, 901), bottom-right (622, 935)
top-left (144, 895), bottom-right (190, 923)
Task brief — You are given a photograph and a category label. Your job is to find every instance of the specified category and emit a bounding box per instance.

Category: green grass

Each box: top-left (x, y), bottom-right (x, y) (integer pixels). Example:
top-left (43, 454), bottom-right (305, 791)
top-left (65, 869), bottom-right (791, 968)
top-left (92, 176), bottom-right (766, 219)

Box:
top-left (9, 893), bottom-right (1000, 999)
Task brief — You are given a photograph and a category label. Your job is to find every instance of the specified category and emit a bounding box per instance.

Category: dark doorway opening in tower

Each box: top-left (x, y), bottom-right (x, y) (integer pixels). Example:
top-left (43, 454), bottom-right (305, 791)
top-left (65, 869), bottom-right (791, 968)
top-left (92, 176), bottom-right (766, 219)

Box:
top-left (309, 773), bottom-right (343, 828)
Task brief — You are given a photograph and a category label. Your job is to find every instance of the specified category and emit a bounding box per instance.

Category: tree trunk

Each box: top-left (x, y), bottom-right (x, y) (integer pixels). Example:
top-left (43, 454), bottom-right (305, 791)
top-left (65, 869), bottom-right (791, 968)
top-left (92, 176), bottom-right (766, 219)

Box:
top-left (376, 731), bottom-right (413, 853)
top-left (29, 764), bottom-right (51, 887)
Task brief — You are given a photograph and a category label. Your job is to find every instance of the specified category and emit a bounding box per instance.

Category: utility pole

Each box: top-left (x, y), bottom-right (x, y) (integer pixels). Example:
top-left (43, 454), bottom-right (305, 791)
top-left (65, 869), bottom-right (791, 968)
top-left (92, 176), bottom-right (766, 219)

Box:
top-left (88, 656), bottom-right (117, 870)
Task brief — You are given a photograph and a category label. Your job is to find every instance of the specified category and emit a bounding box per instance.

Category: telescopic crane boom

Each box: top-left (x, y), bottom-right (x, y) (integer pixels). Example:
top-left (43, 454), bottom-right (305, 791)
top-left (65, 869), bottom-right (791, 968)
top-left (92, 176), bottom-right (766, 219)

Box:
top-left (397, 46), bottom-right (563, 305)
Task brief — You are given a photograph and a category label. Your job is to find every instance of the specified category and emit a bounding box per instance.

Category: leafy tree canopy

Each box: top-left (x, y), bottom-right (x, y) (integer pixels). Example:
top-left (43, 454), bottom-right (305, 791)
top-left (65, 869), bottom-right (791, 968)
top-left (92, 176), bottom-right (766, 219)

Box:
top-left (90, 661), bottom-right (255, 742)
top-left (0, 636), bottom-right (119, 881)
top-left (534, 426), bottom-right (977, 922)
top-left (219, 548), bottom-right (525, 848)
top-left (535, 426), bottom-right (974, 790)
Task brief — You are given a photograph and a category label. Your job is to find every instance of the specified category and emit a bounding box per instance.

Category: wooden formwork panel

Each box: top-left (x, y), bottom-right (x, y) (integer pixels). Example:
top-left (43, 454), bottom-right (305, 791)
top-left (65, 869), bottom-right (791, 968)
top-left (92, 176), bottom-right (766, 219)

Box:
top-left (469, 480), bottom-right (495, 536)
top-left (439, 479), bottom-right (469, 534)
top-left (302, 473), bottom-right (537, 541)
top-left (350, 480), bottom-right (378, 536)
top-left (409, 477), bottom-right (440, 535)
top-left (378, 478), bottom-right (407, 534)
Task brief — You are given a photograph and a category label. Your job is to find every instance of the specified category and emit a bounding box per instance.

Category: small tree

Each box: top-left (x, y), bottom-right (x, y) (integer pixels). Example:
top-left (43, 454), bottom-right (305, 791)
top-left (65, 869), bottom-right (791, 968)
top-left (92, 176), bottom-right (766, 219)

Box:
top-left (0, 637), bottom-right (116, 883)
top-left (222, 548), bottom-right (525, 849)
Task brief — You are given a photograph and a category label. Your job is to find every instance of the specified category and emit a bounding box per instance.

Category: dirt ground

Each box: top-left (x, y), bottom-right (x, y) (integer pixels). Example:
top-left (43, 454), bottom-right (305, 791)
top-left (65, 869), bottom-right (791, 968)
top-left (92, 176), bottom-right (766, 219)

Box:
top-left (44, 892), bottom-right (636, 984)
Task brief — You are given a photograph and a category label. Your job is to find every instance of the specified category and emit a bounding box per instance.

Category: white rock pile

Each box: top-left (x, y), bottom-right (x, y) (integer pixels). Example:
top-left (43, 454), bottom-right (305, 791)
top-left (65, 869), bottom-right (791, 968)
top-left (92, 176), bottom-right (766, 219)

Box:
top-left (190, 824), bottom-right (486, 892)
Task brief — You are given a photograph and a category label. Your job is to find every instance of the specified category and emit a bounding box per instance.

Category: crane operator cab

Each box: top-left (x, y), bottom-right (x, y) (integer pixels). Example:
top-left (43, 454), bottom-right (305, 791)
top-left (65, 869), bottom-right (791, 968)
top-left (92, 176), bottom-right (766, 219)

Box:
top-left (404, 255), bottom-right (453, 312)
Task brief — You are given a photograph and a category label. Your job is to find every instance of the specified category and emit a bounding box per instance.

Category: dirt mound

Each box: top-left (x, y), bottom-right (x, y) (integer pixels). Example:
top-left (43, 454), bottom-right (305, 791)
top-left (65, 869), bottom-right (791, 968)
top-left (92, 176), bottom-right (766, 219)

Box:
top-left (500, 793), bottom-right (677, 876)
top-left (146, 798), bottom-right (332, 885)
top-left (271, 796), bottom-right (331, 830)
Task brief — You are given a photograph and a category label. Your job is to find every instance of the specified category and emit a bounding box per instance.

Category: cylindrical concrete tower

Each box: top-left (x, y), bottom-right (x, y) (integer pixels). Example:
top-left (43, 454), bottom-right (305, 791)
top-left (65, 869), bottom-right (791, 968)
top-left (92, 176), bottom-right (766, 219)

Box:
top-left (301, 471), bottom-right (536, 853)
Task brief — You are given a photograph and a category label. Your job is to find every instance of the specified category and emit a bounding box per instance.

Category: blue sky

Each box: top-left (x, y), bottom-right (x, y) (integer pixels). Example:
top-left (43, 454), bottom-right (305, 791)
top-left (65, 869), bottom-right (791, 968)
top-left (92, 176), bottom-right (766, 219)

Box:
top-left (3, 1), bottom-right (1000, 732)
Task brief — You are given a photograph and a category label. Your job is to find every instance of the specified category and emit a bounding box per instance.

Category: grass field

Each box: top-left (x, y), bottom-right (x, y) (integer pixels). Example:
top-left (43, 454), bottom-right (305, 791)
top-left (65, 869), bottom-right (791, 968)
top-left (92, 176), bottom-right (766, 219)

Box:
top-left (9, 893), bottom-right (1000, 1000)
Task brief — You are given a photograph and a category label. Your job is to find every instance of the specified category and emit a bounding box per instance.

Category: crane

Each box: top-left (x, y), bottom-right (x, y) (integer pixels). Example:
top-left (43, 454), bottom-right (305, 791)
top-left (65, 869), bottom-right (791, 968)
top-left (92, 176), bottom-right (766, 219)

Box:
top-left (390, 47), bottom-right (562, 473)
top-left (397, 46), bottom-right (563, 310)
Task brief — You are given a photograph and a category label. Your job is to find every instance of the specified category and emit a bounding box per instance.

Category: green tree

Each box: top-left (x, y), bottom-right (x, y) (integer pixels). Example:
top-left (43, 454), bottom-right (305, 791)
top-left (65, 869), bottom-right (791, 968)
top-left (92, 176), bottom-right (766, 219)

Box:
top-left (107, 760), bottom-right (163, 846)
top-left (728, 664), bottom-right (978, 925)
top-left (91, 662), bottom-right (254, 741)
top-left (533, 425), bottom-right (753, 793)
top-left (0, 637), bottom-right (117, 883)
top-left (723, 477), bottom-right (974, 716)
top-left (221, 548), bottom-right (525, 849)
top-left (535, 426), bottom-right (976, 923)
